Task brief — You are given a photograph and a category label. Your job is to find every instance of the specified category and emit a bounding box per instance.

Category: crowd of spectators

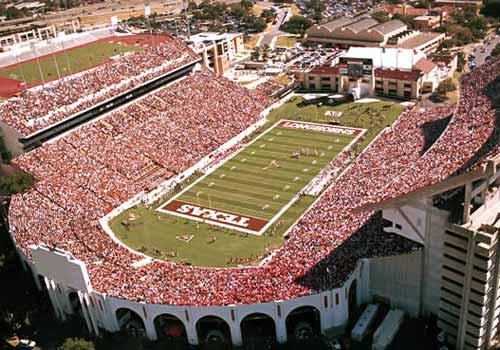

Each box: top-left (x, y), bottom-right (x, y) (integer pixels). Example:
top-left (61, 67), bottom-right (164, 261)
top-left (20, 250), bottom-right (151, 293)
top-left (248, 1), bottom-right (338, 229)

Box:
top-left (7, 57), bottom-right (500, 306)
top-left (0, 35), bottom-right (199, 136)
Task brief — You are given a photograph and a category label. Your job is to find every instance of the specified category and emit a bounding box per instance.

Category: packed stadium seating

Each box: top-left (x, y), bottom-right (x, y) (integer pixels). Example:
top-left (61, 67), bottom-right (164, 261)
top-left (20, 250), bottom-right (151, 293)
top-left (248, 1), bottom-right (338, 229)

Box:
top-left (0, 36), bottom-right (199, 136)
top-left (7, 56), bottom-right (500, 306)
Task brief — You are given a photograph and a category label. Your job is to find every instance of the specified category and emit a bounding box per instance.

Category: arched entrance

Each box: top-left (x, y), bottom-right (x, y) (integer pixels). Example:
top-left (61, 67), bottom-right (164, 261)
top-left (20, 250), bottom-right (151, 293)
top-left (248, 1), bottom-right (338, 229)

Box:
top-left (285, 306), bottom-right (321, 341)
top-left (68, 291), bottom-right (82, 315)
top-left (115, 308), bottom-right (146, 337)
top-left (154, 313), bottom-right (187, 345)
top-left (240, 313), bottom-right (277, 349)
top-left (196, 315), bottom-right (231, 348)
top-left (348, 280), bottom-right (358, 322)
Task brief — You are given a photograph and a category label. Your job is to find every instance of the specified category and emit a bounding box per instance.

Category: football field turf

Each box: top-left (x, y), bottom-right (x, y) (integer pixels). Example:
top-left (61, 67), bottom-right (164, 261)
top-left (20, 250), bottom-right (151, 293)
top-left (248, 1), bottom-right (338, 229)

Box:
top-left (110, 99), bottom-right (405, 267)
top-left (0, 41), bottom-right (142, 85)
top-left (158, 120), bottom-right (362, 234)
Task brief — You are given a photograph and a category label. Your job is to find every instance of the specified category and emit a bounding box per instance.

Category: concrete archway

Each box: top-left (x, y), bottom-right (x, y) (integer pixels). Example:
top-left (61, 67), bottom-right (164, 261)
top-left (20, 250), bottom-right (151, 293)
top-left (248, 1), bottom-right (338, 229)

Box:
top-left (154, 313), bottom-right (187, 344)
top-left (285, 306), bottom-right (321, 341)
top-left (196, 315), bottom-right (232, 348)
top-left (68, 291), bottom-right (82, 315)
top-left (240, 312), bottom-right (277, 348)
top-left (115, 308), bottom-right (146, 337)
top-left (348, 279), bottom-right (358, 322)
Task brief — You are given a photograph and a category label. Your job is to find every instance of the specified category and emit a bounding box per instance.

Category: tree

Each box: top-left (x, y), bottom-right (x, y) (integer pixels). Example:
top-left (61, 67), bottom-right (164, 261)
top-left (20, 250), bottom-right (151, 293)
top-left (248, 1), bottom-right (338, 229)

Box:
top-left (281, 15), bottom-right (312, 35)
top-left (414, 0), bottom-right (432, 8)
top-left (261, 8), bottom-right (276, 22)
top-left (481, 0), bottom-right (500, 19)
top-left (0, 131), bottom-right (11, 164)
top-left (457, 51), bottom-right (466, 72)
top-left (305, 0), bottom-right (325, 20)
top-left (371, 11), bottom-right (391, 23)
top-left (240, 0), bottom-right (254, 13)
top-left (187, 1), bottom-right (198, 11)
top-left (393, 13), bottom-right (416, 29)
top-left (437, 78), bottom-right (457, 97)
top-left (58, 338), bottom-right (95, 350)
top-left (0, 172), bottom-right (35, 195)
top-left (492, 43), bottom-right (500, 57)
top-left (242, 15), bottom-right (267, 32)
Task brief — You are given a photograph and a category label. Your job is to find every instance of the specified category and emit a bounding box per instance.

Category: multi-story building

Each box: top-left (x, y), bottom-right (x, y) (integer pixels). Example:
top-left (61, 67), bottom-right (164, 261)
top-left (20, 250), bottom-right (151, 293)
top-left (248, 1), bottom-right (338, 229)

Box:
top-left (372, 152), bottom-right (500, 350)
top-left (306, 16), bottom-right (445, 54)
top-left (300, 47), bottom-right (444, 99)
top-left (185, 32), bottom-right (245, 76)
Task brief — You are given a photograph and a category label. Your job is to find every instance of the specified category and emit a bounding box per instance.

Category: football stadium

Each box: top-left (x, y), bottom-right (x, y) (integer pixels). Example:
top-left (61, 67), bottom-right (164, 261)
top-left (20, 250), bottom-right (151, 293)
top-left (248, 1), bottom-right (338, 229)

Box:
top-left (1, 29), bottom-right (500, 350)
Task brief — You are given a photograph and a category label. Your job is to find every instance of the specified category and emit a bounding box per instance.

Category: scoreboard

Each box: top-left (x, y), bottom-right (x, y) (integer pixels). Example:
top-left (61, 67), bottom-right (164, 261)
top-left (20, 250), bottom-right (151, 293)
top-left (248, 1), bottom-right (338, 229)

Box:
top-left (339, 57), bottom-right (373, 78)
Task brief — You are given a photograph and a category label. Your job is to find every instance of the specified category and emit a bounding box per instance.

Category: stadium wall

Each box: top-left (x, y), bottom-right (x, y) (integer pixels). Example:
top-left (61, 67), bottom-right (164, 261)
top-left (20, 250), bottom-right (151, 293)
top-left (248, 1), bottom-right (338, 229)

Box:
top-left (368, 251), bottom-right (423, 317)
top-left (20, 244), bottom-right (368, 346)
top-left (382, 199), bottom-right (449, 316)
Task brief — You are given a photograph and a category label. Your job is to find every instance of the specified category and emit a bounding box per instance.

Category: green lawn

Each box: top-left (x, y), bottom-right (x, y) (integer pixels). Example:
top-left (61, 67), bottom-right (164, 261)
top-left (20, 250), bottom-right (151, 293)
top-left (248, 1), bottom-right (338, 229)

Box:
top-left (0, 41), bottom-right (142, 84)
top-left (111, 97), bottom-right (405, 267)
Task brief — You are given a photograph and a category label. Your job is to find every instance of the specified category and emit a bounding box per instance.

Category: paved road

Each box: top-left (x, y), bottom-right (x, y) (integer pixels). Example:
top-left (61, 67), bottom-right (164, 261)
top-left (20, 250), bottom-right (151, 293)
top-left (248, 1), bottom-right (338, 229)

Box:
top-left (469, 32), bottom-right (500, 66)
top-left (259, 6), bottom-right (290, 48)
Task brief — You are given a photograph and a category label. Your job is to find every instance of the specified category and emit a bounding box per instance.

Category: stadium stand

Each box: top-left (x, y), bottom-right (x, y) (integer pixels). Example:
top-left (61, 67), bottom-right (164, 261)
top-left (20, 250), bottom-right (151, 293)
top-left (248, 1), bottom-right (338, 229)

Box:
top-left (6, 51), bottom-right (500, 308)
top-left (0, 35), bottom-right (199, 138)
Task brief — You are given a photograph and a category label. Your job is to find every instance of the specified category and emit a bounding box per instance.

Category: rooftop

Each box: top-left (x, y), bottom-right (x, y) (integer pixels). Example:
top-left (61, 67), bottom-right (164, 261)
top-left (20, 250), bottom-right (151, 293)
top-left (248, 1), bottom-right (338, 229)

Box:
top-left (371, 20), bottom-right (406, 35)
top-left (385, 32), bottom-right (445, 50)
top-left (343, 47), bottom-right (425, 70)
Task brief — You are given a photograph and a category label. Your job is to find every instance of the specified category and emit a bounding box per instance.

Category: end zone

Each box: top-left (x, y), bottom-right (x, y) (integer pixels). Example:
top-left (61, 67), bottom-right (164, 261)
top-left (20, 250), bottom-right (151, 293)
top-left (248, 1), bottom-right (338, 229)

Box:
top-left (158, 200), bottom-right (269, 234)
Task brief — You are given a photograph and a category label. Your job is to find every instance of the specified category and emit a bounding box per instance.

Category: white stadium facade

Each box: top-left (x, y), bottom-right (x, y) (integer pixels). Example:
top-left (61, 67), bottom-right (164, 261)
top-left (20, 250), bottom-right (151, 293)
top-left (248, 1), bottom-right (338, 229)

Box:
top-left (1, 30), bottom-right (500, 350)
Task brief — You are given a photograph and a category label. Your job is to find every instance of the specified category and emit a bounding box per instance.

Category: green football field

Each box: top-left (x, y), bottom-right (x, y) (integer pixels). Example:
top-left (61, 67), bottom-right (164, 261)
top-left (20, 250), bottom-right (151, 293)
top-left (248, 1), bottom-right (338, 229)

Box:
top-left (0, 41), bottom-right (142, 84)
top-left (110, 98), bottom-right (405, 267)
top-left (159, 121), bottom-right (359, 234)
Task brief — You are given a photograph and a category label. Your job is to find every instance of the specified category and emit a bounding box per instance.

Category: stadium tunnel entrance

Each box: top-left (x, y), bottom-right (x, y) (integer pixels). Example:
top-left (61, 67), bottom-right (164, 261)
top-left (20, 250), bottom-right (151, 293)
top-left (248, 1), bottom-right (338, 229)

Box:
top-left (115, 308), bottom-right (146, 337)
top-left (348, 280), bottom-right (358, 322)
top-left (68, 291), bottom-right (83, 315)
top-left (153, 313), bottom-right (187, 345)
top-left (240, 313), bottom-right (277, 349)
top-left (285, 306), bottom-right (321, 341)
top-left (196, 315), bottom-right (232, 349)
